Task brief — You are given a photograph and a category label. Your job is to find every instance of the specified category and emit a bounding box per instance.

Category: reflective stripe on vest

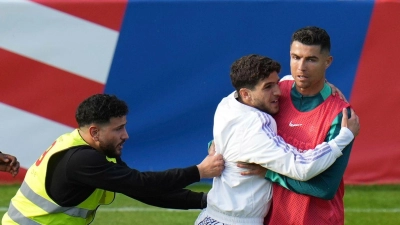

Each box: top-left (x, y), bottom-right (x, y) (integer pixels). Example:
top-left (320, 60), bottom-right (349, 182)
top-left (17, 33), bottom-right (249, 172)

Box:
top-left (7, 181), bottom-right (95, 221)
top-left (7, 203), bottom-right (41, 225)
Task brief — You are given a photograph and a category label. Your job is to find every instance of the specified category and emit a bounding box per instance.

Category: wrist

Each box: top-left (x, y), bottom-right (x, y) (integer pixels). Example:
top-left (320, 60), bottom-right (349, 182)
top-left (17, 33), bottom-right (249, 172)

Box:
top-left (196, 164), bottom-right (204, 179)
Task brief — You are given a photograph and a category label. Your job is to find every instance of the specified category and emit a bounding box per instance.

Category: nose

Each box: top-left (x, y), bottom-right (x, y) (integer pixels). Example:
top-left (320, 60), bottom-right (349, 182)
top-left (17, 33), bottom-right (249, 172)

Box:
top-left (298, 59), bottom-right (306, 71)
top-left (122, 128), bottom-right (129, 140)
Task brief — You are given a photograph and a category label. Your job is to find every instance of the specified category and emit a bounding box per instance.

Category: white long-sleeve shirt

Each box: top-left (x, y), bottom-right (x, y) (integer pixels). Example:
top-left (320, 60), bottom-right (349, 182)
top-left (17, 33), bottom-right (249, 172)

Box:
top-left (205, 91), bottom-right (354, 225)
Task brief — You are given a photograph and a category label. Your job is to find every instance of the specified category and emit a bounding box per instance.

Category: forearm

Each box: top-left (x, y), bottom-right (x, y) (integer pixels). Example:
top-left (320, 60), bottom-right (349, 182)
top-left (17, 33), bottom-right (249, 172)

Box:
top-left (104, 166), bottom-right (200, 193)
top-left (266, 170), bottom-right (334, 199)
top-left (256, 127), bottom-right (352, 181)
top-left (69, 155), bottom-right (201, 193)
top-left (133, 166), bottom-right (201, 190)
top-left (240, 111), bottom-right (353, 181)
top-left (265, 142), bottom-right (353, 199)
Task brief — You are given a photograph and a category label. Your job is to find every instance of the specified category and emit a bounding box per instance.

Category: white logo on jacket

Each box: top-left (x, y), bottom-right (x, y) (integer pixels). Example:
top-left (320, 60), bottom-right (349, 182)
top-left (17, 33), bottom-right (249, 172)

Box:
top-left (289, 121), bottom-right (302, 127)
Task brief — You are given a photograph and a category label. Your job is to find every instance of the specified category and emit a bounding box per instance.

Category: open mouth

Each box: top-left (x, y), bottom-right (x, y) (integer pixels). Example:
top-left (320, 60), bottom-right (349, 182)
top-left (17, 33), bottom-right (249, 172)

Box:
top-left (118, 141), bottom-right (125, 149)
top-left (297, 75), bottom-right (308, 79)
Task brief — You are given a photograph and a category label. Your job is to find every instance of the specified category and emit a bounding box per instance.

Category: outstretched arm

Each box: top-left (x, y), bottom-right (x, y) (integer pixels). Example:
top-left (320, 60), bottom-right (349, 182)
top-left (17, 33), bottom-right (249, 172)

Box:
top-left (67, 148), bottom-right (223, 196)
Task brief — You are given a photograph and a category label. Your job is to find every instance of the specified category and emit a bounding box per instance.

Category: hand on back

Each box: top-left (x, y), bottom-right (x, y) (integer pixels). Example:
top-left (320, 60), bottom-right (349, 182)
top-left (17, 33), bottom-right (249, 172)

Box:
top-left (341, 108), bottom-right (360, 137)
top-left (197, 148), bottom-right (224, 179)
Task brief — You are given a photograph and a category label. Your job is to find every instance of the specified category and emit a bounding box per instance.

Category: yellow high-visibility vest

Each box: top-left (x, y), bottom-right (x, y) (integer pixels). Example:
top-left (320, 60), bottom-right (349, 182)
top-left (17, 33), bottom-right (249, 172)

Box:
top-left (2, 129), bottom-right (115, 225)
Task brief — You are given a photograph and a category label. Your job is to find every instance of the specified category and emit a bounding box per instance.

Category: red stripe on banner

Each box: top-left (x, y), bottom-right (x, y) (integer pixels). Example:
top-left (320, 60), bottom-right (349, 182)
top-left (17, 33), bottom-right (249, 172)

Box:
top-left (0, 48), bottom-right (104, 128)
top-left (344, 0), bottom-right (400, 184)
top-left (0, 168), bottom-right (27, 185)
top-left (32, 0), bottom-right (128, 31)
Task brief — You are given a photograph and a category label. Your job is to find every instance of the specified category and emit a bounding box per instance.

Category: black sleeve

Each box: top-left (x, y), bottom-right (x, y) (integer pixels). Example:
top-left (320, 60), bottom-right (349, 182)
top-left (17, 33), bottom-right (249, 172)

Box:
top-left (125, 189), bottom-right (205, 210)
top-left (66, 148), bottom-right (201, 197)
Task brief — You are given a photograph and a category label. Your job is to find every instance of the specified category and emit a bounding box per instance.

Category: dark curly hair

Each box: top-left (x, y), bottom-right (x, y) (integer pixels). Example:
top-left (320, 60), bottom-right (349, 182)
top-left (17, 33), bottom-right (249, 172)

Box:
top-left (75, 94), bottom-right (129, 127)
top-left (230, 54), bottom-right (281, 92)
top-left (291, 26), bottom-right (331, 53)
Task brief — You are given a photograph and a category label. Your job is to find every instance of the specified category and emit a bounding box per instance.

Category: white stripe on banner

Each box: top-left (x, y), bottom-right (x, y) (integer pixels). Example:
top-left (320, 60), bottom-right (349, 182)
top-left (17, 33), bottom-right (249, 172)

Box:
top-left (0, 207), bottom-right (399, 213)
top-left (0, 0), bottom-right (118, 84)
top-left (0, 103), bottom-right (73, 168)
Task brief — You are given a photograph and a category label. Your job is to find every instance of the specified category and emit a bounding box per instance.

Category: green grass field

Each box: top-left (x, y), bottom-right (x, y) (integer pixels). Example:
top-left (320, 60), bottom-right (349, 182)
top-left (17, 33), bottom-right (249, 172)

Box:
top-left (0, 184), bottom-right (399, 225)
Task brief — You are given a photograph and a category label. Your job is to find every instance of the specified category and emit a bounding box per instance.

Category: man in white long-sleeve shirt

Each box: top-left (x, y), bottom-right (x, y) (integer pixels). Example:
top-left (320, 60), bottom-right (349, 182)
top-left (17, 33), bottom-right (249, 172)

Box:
top-left (195, 54), bottom-right (360, 225)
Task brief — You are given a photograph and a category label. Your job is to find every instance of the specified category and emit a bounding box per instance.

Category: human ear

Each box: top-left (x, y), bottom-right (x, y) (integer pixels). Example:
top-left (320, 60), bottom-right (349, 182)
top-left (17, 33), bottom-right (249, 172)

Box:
top-left (89, 126), bottom-right (99, 141)
top-left (239, 88), bottom-right (251, 101)
top-left (325, 56), bottom-right (333, 69)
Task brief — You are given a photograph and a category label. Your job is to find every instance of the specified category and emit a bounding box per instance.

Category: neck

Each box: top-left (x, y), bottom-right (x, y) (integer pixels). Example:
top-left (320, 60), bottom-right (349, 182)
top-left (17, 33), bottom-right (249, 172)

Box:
top-left (235, 93), bottom-right (244, 104)
top-left (295, 80), bottom-right (325, 96)
top-left (77, 128), bottom-right (97, 149)
top-left (236, 96), bottom-right (252, 107)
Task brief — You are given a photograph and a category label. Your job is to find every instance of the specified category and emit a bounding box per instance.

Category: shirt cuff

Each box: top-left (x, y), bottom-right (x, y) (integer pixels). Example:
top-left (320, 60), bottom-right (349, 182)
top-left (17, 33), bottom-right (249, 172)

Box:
top-left (328, 127), bottom-right (354, 157)
top-left (333, 127), bottom-right (354, 149)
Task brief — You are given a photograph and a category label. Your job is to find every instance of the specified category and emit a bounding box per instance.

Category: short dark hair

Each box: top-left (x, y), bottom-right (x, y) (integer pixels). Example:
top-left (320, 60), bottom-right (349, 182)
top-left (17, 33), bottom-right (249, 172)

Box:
top-left (291, 26), bottom-right (331, 53)
top-left (230, 54), bottom-right (281, 91)
top-left (75, 94), bottom-right (129, 127)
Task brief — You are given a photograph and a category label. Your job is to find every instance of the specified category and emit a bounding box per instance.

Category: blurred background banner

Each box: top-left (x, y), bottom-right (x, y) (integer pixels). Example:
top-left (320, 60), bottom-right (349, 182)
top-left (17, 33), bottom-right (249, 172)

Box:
top-left (0, 0), bottom-right (398, 185)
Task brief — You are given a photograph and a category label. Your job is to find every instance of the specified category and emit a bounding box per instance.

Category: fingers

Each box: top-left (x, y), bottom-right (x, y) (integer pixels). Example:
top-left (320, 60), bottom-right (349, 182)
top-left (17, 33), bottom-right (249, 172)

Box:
top-left (237, 162), bottom-right (253, 169)
top-left (339, 91), bottom-right (348, 102)
top-left (9, 158), bottom-right (16, 167)
top-left (208, 141), bottom-right (216, 156)
top-left (11, 167), bottom-right (19, 177)
top-left (329, 82), bottom-right (348, 103)
top-left (240, 170), bottom-right (252, 176)
top-left (197, 154), bottom-right (223, 179)
top-left (0, 155), bottom-right (10, 163)
top-left (238, 163), bottom-right (267, 177)
top-left (342, 95), bottom-right (348, 103)
top-left (10, 168), bottom-right (18, 177)
top-left (214, 155), bottom-right (224, 168)
top-left (12, 161), bottom-right (20, 176)
top-left (341, 108), bottom-right (348, 127)
top-left (350, 108), bottom-right (357, 121)
top-left (336, 89), bottom-right (347, 102)
top-left (349, 108), bottom-right (360, 124)
top-left (210, 154), bottom-right (225, 176)
top-left (346, 108), bottom-right (360, 137)
top-left (0, 154), bottom-right (19, 175)
top-left (238, 164), bottom-right (256, 176)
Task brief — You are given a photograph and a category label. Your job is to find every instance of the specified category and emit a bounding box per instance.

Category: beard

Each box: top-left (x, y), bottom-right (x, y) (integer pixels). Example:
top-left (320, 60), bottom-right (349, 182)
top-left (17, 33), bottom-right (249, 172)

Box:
top-left (98, 140), bottom-right (120, 158)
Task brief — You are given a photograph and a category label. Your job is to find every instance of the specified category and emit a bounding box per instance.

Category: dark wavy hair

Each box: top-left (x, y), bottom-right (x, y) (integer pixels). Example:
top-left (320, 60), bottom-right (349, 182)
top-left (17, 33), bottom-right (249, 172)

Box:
top-left (75, 94), bottom-right (129, 127)
top-left (230, 54), bottom-right (281, 92)
top-left (291, 26), bottom-right (331, 53)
